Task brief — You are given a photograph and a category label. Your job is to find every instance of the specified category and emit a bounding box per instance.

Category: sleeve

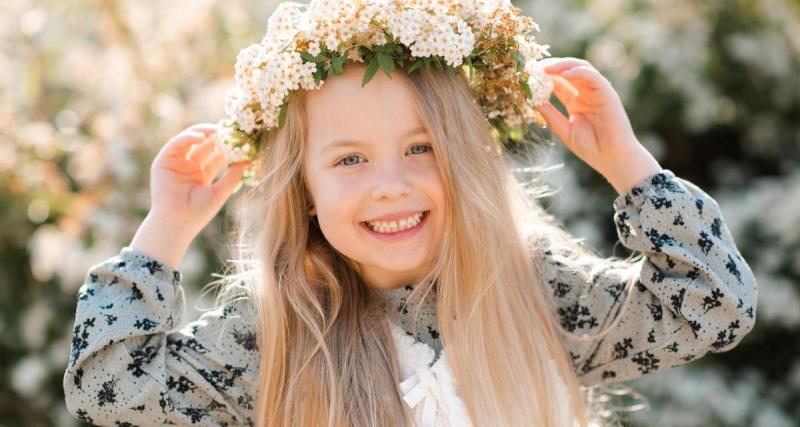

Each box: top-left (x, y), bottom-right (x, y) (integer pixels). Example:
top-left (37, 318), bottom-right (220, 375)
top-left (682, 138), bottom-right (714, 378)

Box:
top-left (535, 169), bottom-right (758, 388)
top-left (63, 246), bottom-right (260, 426)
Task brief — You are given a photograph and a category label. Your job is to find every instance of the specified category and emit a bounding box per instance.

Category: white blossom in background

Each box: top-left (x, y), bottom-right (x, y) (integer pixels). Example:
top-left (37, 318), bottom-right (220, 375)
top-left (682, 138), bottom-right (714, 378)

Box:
top-left (525, 1), bottom-right (799, 425)
top-left (11, 355), bottom-right (49, 398)
top-left (28, 224), bottom-right (71, 283)
top-left (716, 170), bottom-right (800, 249)
top-left (2, 0), bottom-right (798, 424)
top-left (755, 274), bottom-right (800, 328)
top-left (629, 365), bottom-right (796, 427)
top-left (20, 300), bottom-right (53, 350)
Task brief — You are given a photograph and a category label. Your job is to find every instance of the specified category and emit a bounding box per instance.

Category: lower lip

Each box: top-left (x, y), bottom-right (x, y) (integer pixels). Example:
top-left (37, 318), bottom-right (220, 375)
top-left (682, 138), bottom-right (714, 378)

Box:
top-left (361, 211), bottom-right (430, 242)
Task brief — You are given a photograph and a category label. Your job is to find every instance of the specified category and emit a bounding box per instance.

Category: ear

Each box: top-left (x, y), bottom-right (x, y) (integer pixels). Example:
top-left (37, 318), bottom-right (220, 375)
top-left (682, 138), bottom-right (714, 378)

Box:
top-left (308, 203), bottom-right (316, 216)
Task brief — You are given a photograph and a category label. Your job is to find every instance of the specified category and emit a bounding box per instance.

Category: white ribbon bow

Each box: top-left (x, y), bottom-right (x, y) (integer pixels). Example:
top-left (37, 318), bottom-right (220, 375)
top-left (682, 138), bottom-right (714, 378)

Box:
top-left (399, 367), bottom-right (444, 427)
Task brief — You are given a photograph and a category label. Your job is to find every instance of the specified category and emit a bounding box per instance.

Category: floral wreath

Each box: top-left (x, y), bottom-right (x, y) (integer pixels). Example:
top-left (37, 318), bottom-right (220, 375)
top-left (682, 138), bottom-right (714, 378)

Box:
top-left (215, 0), bottom-right (555, 186)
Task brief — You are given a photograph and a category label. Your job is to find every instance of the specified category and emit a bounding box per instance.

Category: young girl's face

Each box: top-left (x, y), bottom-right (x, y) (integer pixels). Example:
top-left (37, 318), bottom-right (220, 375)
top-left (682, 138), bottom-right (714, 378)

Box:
top-left (303, 65), bottom-right (445, 291)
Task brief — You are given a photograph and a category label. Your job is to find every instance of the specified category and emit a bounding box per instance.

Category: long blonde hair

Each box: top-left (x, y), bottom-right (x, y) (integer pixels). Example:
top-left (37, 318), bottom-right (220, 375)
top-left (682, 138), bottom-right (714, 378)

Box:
top-left (213, 62), bottom-right (643, 426)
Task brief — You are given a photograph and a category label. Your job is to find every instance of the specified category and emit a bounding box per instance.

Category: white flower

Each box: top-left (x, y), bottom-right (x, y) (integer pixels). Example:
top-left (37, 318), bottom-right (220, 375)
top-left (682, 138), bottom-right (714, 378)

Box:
top-left (220, 0), bottom-right (553, 168)
top-left (307, 40), bottom-right (321, 56)
top-left (11, 355), bottom-right (48, 397)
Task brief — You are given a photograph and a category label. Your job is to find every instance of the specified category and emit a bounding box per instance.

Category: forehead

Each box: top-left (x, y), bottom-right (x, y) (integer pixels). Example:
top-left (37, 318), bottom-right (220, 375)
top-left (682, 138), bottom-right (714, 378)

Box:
top-left (305, 65), bottom-right (426, 152)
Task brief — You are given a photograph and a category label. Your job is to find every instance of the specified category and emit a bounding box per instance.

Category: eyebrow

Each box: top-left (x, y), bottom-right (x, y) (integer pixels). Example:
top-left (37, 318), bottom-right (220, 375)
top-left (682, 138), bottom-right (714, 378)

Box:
top-left (320, 126), bottom-right (428, 154)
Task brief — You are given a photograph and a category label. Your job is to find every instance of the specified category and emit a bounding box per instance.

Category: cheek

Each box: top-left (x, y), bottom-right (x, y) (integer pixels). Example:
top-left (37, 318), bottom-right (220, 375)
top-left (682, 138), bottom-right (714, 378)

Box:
top-left (315, 186), bottom-right (362, 232)
top-left (421, 166), bottom-right (446, 207)
top-left (311, 173), bottom-right (360, 214)
top-left (315, 202), bottom-right (366, 260)
top-left (423, 168), bottom-right (447, 236)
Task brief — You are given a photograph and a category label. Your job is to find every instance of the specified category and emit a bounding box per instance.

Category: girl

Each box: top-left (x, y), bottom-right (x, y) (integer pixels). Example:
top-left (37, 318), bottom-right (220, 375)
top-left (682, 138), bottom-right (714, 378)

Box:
top-left (63, 11), bottom-right (757, 427)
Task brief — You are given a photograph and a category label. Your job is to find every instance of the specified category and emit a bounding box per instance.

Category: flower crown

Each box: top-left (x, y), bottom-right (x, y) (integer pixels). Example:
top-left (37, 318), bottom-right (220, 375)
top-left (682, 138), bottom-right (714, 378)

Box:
top-left (216, 0), bottom-right (555, 186)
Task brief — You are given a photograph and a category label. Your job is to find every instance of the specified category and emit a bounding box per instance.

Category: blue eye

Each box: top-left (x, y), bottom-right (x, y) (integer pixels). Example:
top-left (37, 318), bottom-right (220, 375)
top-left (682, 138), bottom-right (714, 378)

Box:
top-left (338, 154), bottom-right (362, 167)
top-left (334, 144), bottom-right (433, 167)
top-left (409, 144), bottom-right (433, 155)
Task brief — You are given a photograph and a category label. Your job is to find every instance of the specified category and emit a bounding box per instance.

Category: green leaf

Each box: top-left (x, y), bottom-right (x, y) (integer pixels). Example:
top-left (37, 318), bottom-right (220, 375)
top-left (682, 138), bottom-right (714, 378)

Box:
top-left (300, 51), bottom-right (327, 63)
top-left (314, 69), bottom-right (322, 86)
top-left (278, 91), bottom-right (294, 128)
top-left (362, 56), bottom-right (379, 87)
top-left (433, 56), bottom-right (443, 70)
top-left (407, 59), bottom-right (424, 74)
top-left (332, 53), bottom-right (347, 75)
top-left (377, 51), bottom-right (394, 79)
top-left (513, 50), bottom-right (525, 72)
top-left (299, 51), bottom-right (315, 62)
top-left (465, 56), bottom-right (473, 81)
top-left (519, 79), bottom-right (532, 99)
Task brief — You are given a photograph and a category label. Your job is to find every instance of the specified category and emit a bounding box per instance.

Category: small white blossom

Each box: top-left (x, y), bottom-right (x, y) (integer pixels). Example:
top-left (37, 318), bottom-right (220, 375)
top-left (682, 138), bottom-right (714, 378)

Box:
top-left (220, 0), bottom-right (554, 170)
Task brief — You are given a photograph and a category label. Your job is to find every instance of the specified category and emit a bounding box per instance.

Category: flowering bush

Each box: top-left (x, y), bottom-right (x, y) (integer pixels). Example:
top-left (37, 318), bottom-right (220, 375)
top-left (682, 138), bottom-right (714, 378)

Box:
top-left (527, 0), bottom-right (800, 424)
top-left (1, 0), bottom-right (797, 425)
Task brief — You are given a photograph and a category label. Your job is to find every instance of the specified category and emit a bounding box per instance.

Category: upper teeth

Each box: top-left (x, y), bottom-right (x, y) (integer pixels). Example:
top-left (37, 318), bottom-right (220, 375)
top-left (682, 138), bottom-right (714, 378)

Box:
top-left (367, 212), bottom-right (424, 233)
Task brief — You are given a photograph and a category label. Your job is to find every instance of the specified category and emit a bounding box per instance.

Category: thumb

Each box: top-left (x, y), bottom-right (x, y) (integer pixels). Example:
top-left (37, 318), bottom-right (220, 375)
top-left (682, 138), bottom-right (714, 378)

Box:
top-left (211, 161), bottom-right (251, 201)
top-left (536, 101), bottom-right (571, 146)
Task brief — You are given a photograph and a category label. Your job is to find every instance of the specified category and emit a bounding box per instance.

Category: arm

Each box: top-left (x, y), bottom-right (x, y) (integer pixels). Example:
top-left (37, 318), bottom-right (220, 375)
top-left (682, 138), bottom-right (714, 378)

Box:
top-left (534, 169), bottom-right (757, 387)
top-left (63, 246), bottom-right (259, 426)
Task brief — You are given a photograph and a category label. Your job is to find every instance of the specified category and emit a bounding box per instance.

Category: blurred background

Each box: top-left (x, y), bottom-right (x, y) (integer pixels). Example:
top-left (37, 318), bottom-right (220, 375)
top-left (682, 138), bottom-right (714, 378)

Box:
top-left (1, 0), bottom-right (798, 425)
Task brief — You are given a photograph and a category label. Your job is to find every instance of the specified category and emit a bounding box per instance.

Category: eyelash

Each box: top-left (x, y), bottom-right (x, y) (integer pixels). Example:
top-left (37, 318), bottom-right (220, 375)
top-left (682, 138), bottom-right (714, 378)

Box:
top-left (334, 144), bottom-right (433, 167)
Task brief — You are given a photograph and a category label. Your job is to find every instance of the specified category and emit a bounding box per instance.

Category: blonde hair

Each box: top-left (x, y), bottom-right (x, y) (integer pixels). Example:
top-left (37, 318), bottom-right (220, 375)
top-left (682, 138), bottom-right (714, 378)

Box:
top-left (211, 62), bottom-right (645, 426)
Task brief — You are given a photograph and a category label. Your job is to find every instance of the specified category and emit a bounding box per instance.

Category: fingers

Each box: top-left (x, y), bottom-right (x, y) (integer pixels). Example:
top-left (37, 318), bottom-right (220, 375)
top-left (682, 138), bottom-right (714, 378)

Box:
top-left (201, 148), bottom-right (228, 180)
top-left (168, 131), bottom-right (205, 153)
top-left (211, 161), bottom-right (251, 200)
top-left (167, 123), bottom-right (219, 152)
top-left (543, 58), bottom-right (613, 116)
top-left (535, 101), bottom-right (571, 146)
top-left (549, 74), bottom-right (580, 110)
top-left (561, 65), bottom-right (608, 91)
top-left (186, 123), bottom-right (219, 134)
top-left (542, 58), bottom-right (589, 111)
top-left (545, 57), bottom-right (609, 93)
top-left (541, 57), bottom-right (594, 74)
top-left (185, 137), bottom-right (218, 167)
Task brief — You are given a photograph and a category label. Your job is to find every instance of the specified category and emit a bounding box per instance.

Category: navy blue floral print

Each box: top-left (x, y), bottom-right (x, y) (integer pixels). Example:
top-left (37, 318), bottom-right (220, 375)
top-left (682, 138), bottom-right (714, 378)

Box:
top-left (376, 169), bottom-right (757, 388)
top-left (63, 168), bottom-right (757, 425)
top-left (535, 169), bottom-right (757, 387)
top-left (63, 248), bottom-right (259, 425)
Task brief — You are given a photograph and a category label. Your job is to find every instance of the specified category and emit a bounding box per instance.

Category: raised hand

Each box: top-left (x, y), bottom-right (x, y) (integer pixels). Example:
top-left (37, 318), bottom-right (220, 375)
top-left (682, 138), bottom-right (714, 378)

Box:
top-left (535, 57), bottom-right (662, 194)
top-left (129, 123), bottom-right (252, 269)
top-left (148, 123), bottom-right (251, 238)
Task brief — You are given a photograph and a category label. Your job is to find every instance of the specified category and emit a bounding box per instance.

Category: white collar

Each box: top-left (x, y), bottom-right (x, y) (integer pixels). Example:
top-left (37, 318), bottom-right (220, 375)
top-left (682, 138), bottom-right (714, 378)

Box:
top-left (387, 319), bottom-right (473, 427)
top-left (378, 284), bottom-right (443, 358)
top-left (387, 319), bottom-right (579, 427)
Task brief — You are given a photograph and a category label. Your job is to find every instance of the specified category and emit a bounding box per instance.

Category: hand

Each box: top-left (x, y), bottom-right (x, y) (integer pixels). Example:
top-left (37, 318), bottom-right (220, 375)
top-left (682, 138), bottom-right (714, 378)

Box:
top-left (535, 57), bottom-right (661, 186)
top-left (148, 123), bottom-right (251, 238)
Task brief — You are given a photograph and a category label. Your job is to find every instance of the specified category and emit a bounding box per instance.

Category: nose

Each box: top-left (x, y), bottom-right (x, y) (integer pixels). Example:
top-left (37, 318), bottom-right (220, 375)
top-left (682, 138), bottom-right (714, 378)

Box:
top-left (370, 161), bottom-right (413, 201)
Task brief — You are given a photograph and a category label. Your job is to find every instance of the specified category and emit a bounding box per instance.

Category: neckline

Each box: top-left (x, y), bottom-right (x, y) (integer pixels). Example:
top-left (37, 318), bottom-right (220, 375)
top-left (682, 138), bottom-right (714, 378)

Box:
top-left (387, 318), bottom-right (448, 372)
top-left (377, 283), bottom-right (443, 364)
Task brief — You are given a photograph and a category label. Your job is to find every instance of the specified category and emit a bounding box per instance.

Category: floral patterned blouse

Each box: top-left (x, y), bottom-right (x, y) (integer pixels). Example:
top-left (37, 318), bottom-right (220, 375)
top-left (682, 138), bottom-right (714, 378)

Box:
top-left (63, 169), bottom-right (758, 426)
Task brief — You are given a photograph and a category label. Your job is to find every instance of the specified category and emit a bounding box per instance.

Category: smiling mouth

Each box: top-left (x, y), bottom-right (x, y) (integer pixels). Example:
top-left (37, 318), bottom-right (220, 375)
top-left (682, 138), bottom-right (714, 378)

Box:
top-left (361, 210), bottom-right (430, 234)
